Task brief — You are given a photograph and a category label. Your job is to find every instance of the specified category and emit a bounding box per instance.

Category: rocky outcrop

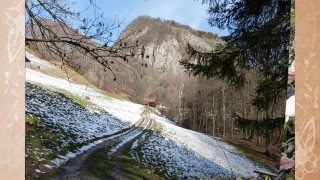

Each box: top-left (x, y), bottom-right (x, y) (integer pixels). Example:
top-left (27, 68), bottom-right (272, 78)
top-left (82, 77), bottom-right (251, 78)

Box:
top-left (120, 16), bottom-right (222, 75)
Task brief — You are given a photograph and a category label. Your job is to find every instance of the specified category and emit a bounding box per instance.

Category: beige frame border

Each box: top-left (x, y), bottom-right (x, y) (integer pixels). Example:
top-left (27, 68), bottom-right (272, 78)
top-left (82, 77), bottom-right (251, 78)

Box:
top-left (295, 0), bottom-right (320, 179)
top-left (0, 0), bottom-right (25, 180)
top-left (0, 0), bottom-right (319, 179)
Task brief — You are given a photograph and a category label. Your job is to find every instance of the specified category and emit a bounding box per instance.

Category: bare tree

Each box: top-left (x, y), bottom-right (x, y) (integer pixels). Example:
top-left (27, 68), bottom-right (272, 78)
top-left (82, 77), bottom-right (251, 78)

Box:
top-left (211, 95), bottom-right (215, 136)
top-left (221, 84), bottom-right (226, 138)
top-left (25, 0), bottom-right (141, 80)
top-left (177, 73), bottom-right (185, 125)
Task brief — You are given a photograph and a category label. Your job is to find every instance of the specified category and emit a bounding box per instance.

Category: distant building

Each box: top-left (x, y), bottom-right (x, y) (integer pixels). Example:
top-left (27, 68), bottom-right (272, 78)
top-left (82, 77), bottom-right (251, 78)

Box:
top-left (144, 98), bottom-right (158, 107)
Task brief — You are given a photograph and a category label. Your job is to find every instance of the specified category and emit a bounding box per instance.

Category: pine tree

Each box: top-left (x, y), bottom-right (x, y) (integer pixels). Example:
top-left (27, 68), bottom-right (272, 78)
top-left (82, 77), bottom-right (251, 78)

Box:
top-left (181, 0), bottom-right (291, 119)
top-left (180, 0), bottom-right (292, 155)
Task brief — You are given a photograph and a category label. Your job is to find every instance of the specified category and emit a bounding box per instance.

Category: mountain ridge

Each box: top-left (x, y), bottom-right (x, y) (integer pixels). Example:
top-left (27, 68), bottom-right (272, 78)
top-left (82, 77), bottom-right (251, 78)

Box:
top-left (119, 15), bottom-right (223, 74)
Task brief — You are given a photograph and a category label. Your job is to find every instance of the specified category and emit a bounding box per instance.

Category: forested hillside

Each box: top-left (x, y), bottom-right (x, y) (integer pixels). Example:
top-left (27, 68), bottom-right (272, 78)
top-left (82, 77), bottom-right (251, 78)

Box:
top-left (26, 15), bottom-right (285, 160)
top-left (24, 0), bottom-right (293, 179)
top-left (25, 52), bottom-right (273, 179)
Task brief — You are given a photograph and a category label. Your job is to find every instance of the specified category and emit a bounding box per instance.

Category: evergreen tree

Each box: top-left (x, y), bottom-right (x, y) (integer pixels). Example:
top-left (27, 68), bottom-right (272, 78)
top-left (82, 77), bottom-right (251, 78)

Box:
top-left (181, 0), bottom-right (291, 119)
top-left (181, 0), bottom-right (292, 155)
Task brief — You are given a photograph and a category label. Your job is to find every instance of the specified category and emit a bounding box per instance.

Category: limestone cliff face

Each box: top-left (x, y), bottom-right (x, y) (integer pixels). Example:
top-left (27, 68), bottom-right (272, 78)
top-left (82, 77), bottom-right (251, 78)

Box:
top-left (120, 16), bottom-right (223, 75)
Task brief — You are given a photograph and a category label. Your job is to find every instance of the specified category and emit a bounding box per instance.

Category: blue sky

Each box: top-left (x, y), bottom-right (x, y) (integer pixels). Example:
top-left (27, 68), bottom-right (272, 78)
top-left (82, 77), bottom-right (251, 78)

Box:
top-left (75, 0), bottom-right (229, 38)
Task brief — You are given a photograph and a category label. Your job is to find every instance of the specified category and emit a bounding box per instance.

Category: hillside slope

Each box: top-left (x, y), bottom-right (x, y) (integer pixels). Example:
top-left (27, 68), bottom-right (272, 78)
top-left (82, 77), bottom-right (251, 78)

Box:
top-left (25, 51), bottom-right (274, 179)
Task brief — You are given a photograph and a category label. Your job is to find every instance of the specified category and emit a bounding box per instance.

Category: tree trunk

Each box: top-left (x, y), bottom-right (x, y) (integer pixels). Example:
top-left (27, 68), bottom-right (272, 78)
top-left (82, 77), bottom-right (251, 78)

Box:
top-left (192, 92), bottom-right (196, 130)
top-left (206, 112), bottom-right (208, 134)
top-left (256, 132), bottom-right (260, 146)
top-left (182, 98), bottom-right (184, 126)
top-left (177, 76), bottom-right (185, 125)
top-left (222, 84), bottom-right (226, 138)
top-left (257, 110), bottom-right (260, 145)
top-left (231, 119), bottom-right (234, 138)
top-left (212, 96), bottom-right (215, 136)
top-left (245, 128), bottom-right (248, 139)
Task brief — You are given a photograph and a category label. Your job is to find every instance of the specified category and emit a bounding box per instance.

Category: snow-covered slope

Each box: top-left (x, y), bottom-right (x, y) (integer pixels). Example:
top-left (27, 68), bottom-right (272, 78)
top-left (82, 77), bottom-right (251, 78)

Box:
top-left (26, 52), bottom-right (274, 179)
top-left (26, 82), bottom-right (134, 168)
top-left (26, 52), bottom-right (145, 175)
top-left (26, 52), bottom-right (144, 125)
top-left (26, 83), bottom-right (129, 144)
top-left (131, 113), bottom-right (272, 179)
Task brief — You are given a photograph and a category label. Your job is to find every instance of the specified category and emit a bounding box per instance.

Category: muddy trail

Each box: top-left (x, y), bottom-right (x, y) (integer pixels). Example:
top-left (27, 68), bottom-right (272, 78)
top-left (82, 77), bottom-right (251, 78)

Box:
top-left (45, 111), bottom-right (154, 180)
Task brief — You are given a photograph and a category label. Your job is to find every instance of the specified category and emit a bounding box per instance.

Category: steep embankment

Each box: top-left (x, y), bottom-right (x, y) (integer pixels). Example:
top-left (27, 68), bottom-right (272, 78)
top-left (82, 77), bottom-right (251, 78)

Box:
top-left (26, 52), bottom-right (274, 179)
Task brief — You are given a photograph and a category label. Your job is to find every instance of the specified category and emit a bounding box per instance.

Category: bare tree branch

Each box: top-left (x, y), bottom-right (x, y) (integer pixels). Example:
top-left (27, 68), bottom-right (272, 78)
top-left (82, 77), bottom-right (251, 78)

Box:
top-left (26, 0), bottom-right (145, 81)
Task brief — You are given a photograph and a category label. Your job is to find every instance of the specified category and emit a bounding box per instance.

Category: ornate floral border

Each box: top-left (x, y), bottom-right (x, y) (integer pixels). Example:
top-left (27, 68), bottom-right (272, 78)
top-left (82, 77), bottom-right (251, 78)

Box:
top-left (0, 0), bottom-right (25, 179)
top-left (295, 0), bottom-right (320, 179)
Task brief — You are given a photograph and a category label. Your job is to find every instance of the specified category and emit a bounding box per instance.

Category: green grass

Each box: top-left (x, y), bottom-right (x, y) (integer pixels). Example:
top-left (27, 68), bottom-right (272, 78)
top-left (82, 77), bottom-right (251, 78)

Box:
top-left (112, 145), bottom-right (164, 180)
top-left (84, 145), bottom-right (113, 178)
top-left (286, 173), bottom-right (295, 180)
top-left (151, 121), bottom-right (164, 134)
top-left (38, 84), bottom-right (100, 110)
top-left (26, 85), bottom-right (92, 165)
top-left (115, 153), bottom-right (163, 180)
top-left (25, 113), bottom-right (39, 125)
top-left (25, 113), bottom-right (62, 167)
top-left (100, 90), bottom-right (130, 101)
top-left (67, 93), bottom-right (99, 110)
top-left (25, 112), bottom-right (80, 171)
top-left (84, 132), bottom-right (164, 180)
top-left (225, 139), bottom-right (278, 170)
top-left (142, 106), bottom-right (156, 116)
top-left (37, 82), bottom-right (130, 110)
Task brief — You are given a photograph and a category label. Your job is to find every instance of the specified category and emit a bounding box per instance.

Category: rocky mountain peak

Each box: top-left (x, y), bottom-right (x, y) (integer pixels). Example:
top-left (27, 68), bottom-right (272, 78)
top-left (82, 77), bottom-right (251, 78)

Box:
top-left (120, 16), bottom-right (223, 74)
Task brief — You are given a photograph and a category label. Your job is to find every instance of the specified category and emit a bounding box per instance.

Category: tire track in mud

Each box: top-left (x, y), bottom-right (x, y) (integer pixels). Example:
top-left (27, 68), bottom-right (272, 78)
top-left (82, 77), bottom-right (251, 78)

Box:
top-left (49, 111), bottom-right (152, 180)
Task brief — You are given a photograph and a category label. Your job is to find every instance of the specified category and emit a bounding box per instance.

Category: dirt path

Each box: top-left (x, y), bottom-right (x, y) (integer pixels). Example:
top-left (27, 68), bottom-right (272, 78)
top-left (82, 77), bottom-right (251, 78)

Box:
top-left (103, 118), bottom-right (153, 180)
top-left (49, 115), bottom-right (152, 180)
